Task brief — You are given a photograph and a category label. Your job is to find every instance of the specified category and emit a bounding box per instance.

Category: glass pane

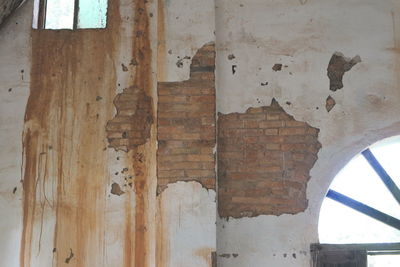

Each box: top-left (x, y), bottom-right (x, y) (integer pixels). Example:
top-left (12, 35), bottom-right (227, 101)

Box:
top-left (329, 154), bottom-right (400, 220)
top-left (78, 0), bottom-right (108, 29)
top-left (45, 0), bottom-right (74, 29)
top-left (319, 198), bottom-right (400, 243)
top-left (368, 255), bottom-right (400, 267)
top-left (370, 136), bottom-right (400, 189)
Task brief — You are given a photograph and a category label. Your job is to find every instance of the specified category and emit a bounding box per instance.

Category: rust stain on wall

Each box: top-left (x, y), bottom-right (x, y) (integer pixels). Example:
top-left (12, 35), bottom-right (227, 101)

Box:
top-left (20, 1), bottom-right (124, 267)
top-left (22, 0), bottom-right (156, 264)
top-left (195, 247), bottom-right (214, 265)
top-left (155, 194), bottom-right (170, 267)
top-left (157, 0), bottom-right (167, 81)
top-left (105, 0), bottom-right (155, 267)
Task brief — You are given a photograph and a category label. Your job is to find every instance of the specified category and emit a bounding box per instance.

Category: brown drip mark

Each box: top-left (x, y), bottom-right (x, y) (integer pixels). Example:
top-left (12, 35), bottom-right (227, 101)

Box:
top-left (105, 1), bottom-right (155, 267)
top-left (65, 249), bottom-right (74, 264)
top-left (157, 0), bottom-right (167, 81)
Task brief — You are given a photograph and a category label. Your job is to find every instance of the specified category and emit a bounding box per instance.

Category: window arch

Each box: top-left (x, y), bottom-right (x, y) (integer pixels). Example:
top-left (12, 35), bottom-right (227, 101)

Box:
top-left (314, 136), bottom-right (400, 266)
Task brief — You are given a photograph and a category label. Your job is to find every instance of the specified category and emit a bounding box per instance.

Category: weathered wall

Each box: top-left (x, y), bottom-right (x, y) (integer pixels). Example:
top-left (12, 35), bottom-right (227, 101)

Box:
top-left (0, 0), bottom-right (216, 266)
top-left (156, 0), bottom-right (216, 266)
top-left (2, 0), bottom-right (400, 267)
top-left (216, 0), bottom-right (400, 266)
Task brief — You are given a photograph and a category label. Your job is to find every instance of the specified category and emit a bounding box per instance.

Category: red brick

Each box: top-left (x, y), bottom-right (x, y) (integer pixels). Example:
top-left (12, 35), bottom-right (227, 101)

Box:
top-left (259, 121), bottom-right (284, 128)
top-left (158, 170), bottom-right (185, 178)
top-left (279, 127), bottom-right (306, 135)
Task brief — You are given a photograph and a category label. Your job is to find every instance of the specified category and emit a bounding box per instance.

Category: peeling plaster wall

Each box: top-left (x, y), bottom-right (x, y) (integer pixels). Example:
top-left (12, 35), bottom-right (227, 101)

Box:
top-left (0, 0), bottom-right (215, 267)
top-left (157, 0), bottom-right (216, 266)
top-left (216, 0), bottom-right (400, 266)
top-left (2, 0), bottom-right (400, 267)
top-left (157, 0), bottom-right (215, 82)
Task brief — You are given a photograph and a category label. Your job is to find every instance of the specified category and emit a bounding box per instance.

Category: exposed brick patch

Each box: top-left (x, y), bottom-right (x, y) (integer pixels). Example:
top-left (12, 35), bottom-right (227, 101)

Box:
top-left (157, 43), bottom-right (216, 194)
top-left (218, 99), bottom-right (321, 218)
top-left (106, 86), bottom-right (154, 152)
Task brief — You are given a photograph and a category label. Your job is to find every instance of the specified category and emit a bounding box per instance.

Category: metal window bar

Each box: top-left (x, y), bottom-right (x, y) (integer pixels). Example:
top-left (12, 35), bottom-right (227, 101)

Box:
top-left (37, 0), bottom-right (79, 29)
top-left (311, 243), bottom-right (400, 267)
top-left (37, 0), bottom-right (47, 29)
top-left (326, 189), bottom-right (400, 231)
top-left (361, 148), bottom-right (400, 205)
top-left (73, 0), bottom-right (79, 29)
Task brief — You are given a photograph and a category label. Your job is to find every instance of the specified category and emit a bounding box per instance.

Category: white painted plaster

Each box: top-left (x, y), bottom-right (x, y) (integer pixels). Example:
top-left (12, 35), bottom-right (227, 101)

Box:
top-left (216, 0), bottom-right (400, 266)
top-left (159, 0), bottom-right (215, 82)
top-left (0, 1), bottom-right (31, 266)
top-left (157, 182), bottom-right (216, 267)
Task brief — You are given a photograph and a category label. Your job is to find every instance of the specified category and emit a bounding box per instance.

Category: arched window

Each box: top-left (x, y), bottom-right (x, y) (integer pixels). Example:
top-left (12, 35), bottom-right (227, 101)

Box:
top-left (314, 136), bottom-right (400, 266)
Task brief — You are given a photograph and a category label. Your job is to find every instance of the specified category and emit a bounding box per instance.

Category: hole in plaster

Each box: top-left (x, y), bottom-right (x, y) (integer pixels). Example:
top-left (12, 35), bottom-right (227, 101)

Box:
top-left (326, 95), bottom-right (336, 112)
top-left (327, 52), bottom-right (361, 91)
top-left (272, 63), bottom-right (282, 71)
top-left (227, 54), bottom-right (235, 60)
top-left (232, 65), bottom-right (237, 74)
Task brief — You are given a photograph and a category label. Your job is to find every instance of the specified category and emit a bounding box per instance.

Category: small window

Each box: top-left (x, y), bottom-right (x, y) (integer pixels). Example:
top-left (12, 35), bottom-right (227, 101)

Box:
top-left (33, 0), bottom-right (108, 30)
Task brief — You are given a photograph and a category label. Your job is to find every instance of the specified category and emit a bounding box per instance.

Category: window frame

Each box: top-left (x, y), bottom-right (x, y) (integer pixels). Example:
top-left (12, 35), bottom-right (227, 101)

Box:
top-left (311, 243), bottom-right (400, 267)
top-left (34, 0), bottom-right (107, 30)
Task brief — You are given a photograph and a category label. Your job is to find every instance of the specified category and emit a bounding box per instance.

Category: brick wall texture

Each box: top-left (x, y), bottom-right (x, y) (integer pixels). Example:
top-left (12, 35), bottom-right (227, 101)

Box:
top-left (157, 43), bottom-right (216, 194)
top-left (106, 86), bottom-right (153, 152)
top-left (218, 99), bottom-right (321, 218)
